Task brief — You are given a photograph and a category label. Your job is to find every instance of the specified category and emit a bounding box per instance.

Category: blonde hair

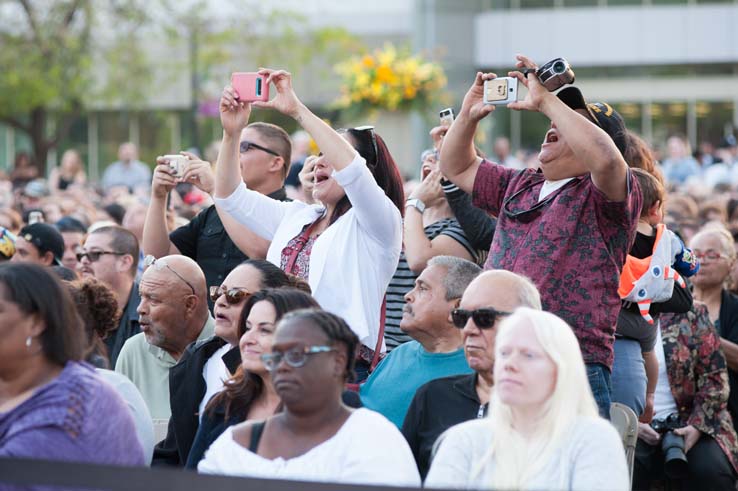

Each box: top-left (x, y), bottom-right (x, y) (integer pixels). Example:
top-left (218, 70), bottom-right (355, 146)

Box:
top-left (474, 308), bottom-right (599, 490)
top-left (691, 226), bottom-right (736, 261)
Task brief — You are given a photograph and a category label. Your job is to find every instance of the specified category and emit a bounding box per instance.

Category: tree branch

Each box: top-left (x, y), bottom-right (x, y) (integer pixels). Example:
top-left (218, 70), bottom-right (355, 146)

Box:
top-left (18, 0), bottom-right (42, 46)
top-left (0, 116), bottom-right (31, 134)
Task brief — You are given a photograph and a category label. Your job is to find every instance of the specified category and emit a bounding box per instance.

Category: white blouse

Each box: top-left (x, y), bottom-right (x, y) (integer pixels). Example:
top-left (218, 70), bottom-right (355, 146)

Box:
top-left (198, 408), bottom-right (420, 487)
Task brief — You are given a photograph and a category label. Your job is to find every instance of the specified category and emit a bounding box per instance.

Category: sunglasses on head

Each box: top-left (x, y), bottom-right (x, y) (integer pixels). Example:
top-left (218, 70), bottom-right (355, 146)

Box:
top-left (451, 307), bottom-right (512, 329)
top-left (209, 285), bottom-right (251, 304)
top-left (341, 126), bottom-right (378, 168)
top-left (143, 255), bottom-right (196, 295)
top-left (76, 250), bottom-right (125, 263)
top-left (239, 140), bottom-right (280, 157)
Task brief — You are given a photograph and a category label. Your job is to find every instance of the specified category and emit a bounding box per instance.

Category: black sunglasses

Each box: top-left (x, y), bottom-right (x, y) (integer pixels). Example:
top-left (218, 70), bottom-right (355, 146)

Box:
top-left (209, 285), bottom-right (252, 304)
top-left (239, 140), bottom-right (280, 157)
top-left (342, 126), bottom-right (378, 168)
top-left (502, 178), bottom-right (576, 223)
top-left (76, 250), bottom-right (125, 263)
top-left (451, 307), bottom-right (512, 329)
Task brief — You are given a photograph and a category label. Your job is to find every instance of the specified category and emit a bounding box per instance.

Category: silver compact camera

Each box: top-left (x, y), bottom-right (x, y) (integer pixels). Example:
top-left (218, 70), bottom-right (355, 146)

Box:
top-left (535, 58), bottom-right (575, 92)
top-left (161, 154), bottom-right (189, 179)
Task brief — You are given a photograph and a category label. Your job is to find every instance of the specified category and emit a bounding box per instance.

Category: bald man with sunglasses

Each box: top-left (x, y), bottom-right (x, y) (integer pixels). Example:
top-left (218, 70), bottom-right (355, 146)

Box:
top-left (401, 270), bottom-right (541, 480)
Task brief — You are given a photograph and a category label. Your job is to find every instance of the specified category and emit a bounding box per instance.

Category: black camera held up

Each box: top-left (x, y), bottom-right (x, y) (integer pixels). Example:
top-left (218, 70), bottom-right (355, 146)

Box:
top-left (535, 58), bottom-right (575, 92)
top-left (650, 413), bottom-right (689, 479)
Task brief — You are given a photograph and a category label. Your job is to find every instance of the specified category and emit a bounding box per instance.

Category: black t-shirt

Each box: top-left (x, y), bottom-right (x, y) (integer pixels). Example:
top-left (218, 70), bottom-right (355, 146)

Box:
top-left (718, 289), bottom-right (738, 433)
top-left (169, 187), bottom-right (288, 311)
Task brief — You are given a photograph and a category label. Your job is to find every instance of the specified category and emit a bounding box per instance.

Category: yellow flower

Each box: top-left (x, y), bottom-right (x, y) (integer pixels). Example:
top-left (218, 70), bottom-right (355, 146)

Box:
top-left (375, 64), bottom-right (396, 84)
top-left (361, 55), bottom-right (375, 68)
top-left (403, 85), bottom-right (417, 99)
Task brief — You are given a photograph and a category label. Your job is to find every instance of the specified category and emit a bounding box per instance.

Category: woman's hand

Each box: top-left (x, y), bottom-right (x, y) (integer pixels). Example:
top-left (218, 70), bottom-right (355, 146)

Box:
top-left (640, 393), bottom-right (655, 424)
top-left (459, 72), bottom-right (497, 123)
top-left (507, 54), bottom-right (552, 113)
top-left (220, 85), bottom-right (252, 137)
top-left (180, 152), bottom-right (215, 195)
top-left (674, 425), bottom-right (701, 453)
top-left (298, 155), bottom-right (317, 203)
top-left (430, 126), bottom-right (448, 151)
top-left (409, 169), bottom-right (444, 207)
top-left (637, 422), bottom-right (661, 446)
top-left (252, 68), bottom-right (304, 119)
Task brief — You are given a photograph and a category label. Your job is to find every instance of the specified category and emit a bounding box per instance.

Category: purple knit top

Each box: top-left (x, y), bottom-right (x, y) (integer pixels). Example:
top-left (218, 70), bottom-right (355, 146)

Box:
top-left (0, 361), bottom-right (145, 466)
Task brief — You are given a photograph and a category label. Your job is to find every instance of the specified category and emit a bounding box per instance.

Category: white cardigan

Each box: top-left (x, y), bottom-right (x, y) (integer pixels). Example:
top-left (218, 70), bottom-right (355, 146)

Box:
top-left (215, 154), bottom-right (402, 352)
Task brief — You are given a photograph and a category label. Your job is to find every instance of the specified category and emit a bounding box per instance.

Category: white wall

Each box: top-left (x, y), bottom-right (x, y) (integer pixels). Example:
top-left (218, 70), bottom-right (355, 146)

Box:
top-left (475, 4), bottom-right (738, 67)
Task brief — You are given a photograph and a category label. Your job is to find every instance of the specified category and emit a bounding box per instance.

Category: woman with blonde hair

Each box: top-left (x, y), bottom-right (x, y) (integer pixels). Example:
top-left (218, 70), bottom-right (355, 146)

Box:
top-left (426, 308), bottom-right (628, 490)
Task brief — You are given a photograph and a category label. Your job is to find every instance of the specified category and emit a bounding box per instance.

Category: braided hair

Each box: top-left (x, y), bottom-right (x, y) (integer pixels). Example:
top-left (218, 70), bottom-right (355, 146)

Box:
top-left (279, 309), bottom-right (359, 382)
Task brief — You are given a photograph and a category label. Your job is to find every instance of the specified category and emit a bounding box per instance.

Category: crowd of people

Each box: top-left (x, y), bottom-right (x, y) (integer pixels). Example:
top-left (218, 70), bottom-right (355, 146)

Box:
top-left (2, 55), bottom-right (738, 490)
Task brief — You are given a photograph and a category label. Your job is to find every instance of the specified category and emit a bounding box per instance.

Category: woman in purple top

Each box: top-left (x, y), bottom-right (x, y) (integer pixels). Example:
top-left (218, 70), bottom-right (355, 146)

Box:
top-left (0, 263), bottom-right (145, 469)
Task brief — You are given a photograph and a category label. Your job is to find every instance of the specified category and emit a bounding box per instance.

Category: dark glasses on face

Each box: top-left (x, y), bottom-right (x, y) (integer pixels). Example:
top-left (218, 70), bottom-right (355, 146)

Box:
top-left (76, 250), bottom-right (125, 262)
top-left (451, 307), bottom-right (512, 329)
top-left (239, 140), bottom-right (280, 157)
top-left (261, 345), bottom-right (336, 371)
top-left (209, 285), bottom-right (251, 304)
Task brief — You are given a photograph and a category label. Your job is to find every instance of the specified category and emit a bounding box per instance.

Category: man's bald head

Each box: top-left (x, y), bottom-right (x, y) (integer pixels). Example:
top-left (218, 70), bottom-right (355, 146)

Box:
top-left (462, 270), bottom-right (542, 313)
top-left (155, 254), bottom-right (207, 299)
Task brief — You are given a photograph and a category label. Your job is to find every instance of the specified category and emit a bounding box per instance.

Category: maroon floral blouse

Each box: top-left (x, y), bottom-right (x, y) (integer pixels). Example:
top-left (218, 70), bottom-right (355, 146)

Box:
top-left (280, 224), bottom-right (320, 280)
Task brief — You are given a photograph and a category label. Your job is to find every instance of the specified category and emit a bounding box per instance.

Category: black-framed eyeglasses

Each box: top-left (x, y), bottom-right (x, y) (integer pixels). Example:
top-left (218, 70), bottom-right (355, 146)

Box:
top-left (451, 307), bottom-right (512, 329)
top-left (209, 285), bottom-right (252, 304)
top-left (261, 345), bottom-right (336, 371)
top-left (239, 140), bottom-right (280, 157)
top-left (342, 125), bottom-right (378, 168)
top-left (76, 250), bottom-right (126, 263)
top-left (143, 255), bottom-right (196, 295)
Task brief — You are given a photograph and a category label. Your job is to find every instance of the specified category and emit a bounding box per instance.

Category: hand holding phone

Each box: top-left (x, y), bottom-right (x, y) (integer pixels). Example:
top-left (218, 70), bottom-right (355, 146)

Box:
top-left (439, 108), bottom-right (455, 127)
top-left (231, 72), bottom-right (270, 102)
top-left (483, 77), bottom-right (519, 106)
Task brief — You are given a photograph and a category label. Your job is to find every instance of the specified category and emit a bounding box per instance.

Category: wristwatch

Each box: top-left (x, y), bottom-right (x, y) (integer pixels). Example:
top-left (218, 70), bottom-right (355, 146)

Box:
top-left (405, 198), bottom-right (426, 214)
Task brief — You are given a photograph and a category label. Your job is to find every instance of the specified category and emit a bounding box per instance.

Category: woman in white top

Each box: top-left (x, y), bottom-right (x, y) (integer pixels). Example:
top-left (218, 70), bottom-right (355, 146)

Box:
top-left (213, 69), bottom-right (404, 380)
top-left (198, 309), bottom-right (420, 487)
top-left (426, 307), bottom-right (629, 490)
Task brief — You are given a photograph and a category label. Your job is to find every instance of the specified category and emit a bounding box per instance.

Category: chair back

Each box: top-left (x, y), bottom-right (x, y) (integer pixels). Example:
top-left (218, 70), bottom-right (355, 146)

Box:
top-left (610, 402), bottom-right (638, 488)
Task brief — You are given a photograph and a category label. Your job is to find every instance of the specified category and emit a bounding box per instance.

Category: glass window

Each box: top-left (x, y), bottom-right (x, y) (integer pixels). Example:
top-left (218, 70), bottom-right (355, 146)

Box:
top-left (650, 102), bottom-right (688, 152)
top-left (613, 102), bottom-right (642, 135)
top-left (519, 0), bottom-right (554, 8)
top-left (55, 115), bottom-right (89, 173)
top-left (696, 101), bottom-right (734, 147)
top-left (563, 0), bottom-right (599, 6)
top-left (98, 111), bottom-right (130, 171)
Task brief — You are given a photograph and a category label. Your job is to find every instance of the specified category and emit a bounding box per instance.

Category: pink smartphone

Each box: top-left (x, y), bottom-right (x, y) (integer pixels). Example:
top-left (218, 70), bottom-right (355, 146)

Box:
top-left (231, 72), bottom-right (269, 102)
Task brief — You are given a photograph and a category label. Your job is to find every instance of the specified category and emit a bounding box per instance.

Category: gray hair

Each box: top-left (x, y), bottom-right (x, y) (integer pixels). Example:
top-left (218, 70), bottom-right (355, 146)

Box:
top-left (427, 256), bottom-right (482, 301)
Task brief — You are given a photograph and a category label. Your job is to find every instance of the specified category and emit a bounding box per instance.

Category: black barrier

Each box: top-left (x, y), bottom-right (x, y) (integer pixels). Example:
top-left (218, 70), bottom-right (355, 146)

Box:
top-left (0, 458), bottom-right (443, 491)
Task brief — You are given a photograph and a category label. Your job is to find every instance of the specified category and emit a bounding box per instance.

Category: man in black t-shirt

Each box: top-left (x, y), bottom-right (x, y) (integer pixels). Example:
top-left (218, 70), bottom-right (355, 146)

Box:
top-left (142, 122), bottom-right (292, 310)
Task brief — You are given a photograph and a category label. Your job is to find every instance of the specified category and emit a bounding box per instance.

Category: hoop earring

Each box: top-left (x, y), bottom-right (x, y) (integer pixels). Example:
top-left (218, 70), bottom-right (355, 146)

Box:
top-left (26, 336), bottom-right (32, 348)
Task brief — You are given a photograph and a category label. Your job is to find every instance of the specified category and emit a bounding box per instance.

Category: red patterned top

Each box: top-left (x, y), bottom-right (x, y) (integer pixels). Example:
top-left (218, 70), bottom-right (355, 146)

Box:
top-left (280, 223), bottom-right (320, 279)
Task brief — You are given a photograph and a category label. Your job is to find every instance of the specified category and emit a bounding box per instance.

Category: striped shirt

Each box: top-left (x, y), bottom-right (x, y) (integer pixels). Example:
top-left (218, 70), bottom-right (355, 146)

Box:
top-left (384, 218), bottom-right (480, 351)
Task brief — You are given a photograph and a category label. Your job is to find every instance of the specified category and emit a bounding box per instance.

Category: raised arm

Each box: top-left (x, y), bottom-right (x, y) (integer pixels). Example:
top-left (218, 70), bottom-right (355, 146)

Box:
top-left (439, 72), bottom-right (497, 194)
top-left (509, 54), bottom-right (628, 201)
top-left (142, 160), bottom-right (181, 257)
top-left (254, 69), bottom-right (358, 170)
top-left (214, 87), bottom-right (252, 199)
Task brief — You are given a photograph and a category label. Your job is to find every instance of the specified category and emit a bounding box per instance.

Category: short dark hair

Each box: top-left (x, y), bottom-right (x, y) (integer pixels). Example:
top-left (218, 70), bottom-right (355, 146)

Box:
top-left (0, 263), bottom-right (84, 365)
top-left (89, 226), bottom-right (139, 276)
top-left (55, 216), bottom-right (87, 234)
top-left (631, 168), bottom-right (664, 218)
top-left (279, 309), bottom-right (359, 383)
top-left (249, 122), bottom-right (292, 179)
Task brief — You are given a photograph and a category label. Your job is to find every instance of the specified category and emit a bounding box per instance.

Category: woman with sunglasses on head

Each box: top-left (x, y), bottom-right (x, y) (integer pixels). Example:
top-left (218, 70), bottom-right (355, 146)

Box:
top-left (426, 308), bottom-right (628, 490)
top-left (186, 288), bottom-right (320, 468)
top-left (199, 309), bottom-right (420, 486)
top-left (215, 69), bottom-right (404, 381)
top-left (153, 259), bottom-right (308, 467)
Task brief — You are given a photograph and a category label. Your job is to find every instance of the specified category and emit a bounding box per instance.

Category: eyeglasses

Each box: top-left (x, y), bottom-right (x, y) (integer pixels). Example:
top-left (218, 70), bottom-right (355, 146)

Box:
top-left (693, 250), bottom-right (730, 261)
top-left (209, 285), bottom-right (252, 304)
top-left (343, 126), bottom-right (378, 168)
top-left (502, 178), bottom-right (576, 223)
top-left (451, 307), bottom-right (512, 329)
top-left (76, 250), bottom-right (126, 262)
top-left (143, 255), bottom-right (196, 295)
top-left (239, 140), bottom-right (280, 157)
top-left (261, 345), bottom-right (336, 371)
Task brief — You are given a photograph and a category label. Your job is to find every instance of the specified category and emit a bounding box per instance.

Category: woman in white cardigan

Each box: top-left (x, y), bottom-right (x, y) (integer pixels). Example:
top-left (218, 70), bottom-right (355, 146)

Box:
top-left (214, 69), bottom-right (404, 380)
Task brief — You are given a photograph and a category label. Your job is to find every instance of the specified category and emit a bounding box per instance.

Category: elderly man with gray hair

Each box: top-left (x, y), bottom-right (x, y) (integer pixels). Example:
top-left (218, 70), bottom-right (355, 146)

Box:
top-left (401, 269), bottom-right (542, 479)
top-left (360, 256), bottom-right (482, 428)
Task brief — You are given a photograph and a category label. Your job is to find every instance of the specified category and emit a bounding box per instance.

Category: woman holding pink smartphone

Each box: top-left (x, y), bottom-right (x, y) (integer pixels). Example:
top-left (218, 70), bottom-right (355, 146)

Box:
top-left (214, 69), bottom-right (404, 381)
